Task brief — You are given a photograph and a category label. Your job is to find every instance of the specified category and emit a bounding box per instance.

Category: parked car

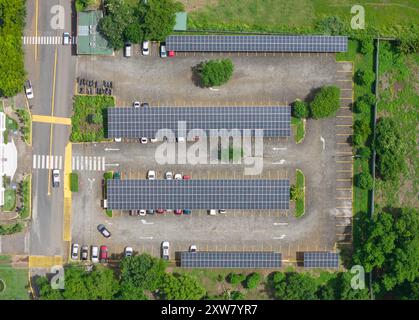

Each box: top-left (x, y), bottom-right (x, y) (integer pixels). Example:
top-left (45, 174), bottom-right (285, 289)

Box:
top-left (113, 172), bottom-right (121, 179)
top-left (124, 43), bottom-right (132, 57)
top-left (125, 247), bottom-right (133, 257)
top-left (156, 209), bottom-right (165, 214)
top-left (139, 210), bottom-right (146, 216)
top-left (140, 137), bottom-right (148, 144)
top-left (174, 209), bottom-right (182, 215)
top-left (176, 137), bottom-right (185, 143)
top-left (165, 172), bottom-right (173, 180)
top-left (100, 245), bottom-right (108, 263)
top-left (71, 243), bottom-right (79, 260)
top-left (208, 209), bottom-right (217, 216)
top-left (97, 224), bottom-right (111, 238)
top-left (141, 102), bottom-right (149, 108)
top-left (183, 175), bottom-right (191, 180)
top-left (189, 245), bottom-right (197, 253)
top-left (146, 209), bottom-right (155, 215)
top-left (161, 241), bottom-right (170, 260)
top-left (52, 169), bottom-right (60, 187)
top-left (24, 80), bottom-right (34, 99)
top-left (160, 43), bottom-right (167, 58)
top-left (63, 32), bottom-right (70, 45)
top-left (219, 209), bottom-right (227, 214)
top-left (81, 245), bottom-right (89, 260)
top-left (147, 170), bottom-right (156, 180)
top-left (114, 137), bottom-right (122, 142)
top-left (150, 137), bottom-right (158, 143)
top-left (129, 210), bottom-right (139, 216)
top-left (142, 40), bottom-right (150, 55)
top-left (168, 50), bottom-right (175, 57)
top-left (183, 209), bottom-right (191, 215)
top-left (133, 101), bottom-right (141, 108)
top-left (91, 246), bottom-right (99, 263)
top-left (174, 173), bottom-right (182, 180)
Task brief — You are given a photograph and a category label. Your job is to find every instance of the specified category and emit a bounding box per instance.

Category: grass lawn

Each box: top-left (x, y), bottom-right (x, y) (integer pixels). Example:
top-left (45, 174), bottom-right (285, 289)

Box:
top-left (70, 173), bottom-right (79, 192)
top-left (291, 117), bottom-right (305, 144)
top-left (0, 257), bottom-right (29, 300)
top-left (2, 188), bottom-right (16, 212)
top-left (70, 95), bottom-right (115, 142)
top-left (186, 0), bottom-right (418, 35)
top-left (295, 169), bottom-right (305, 217)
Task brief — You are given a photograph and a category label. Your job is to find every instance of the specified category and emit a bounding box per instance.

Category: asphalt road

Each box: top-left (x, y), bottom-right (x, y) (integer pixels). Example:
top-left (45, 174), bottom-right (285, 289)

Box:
top-left (25, 0), bottom-right (76, 256)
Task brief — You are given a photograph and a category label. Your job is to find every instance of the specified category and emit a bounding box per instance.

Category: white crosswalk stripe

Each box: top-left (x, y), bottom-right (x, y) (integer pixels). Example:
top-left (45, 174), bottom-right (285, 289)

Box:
top-left (32, 155), bottom-right (63, 170)
top-left (71, 156), bottom-right (106, 172)
top-left (22, 35), bottom-right (77, 45)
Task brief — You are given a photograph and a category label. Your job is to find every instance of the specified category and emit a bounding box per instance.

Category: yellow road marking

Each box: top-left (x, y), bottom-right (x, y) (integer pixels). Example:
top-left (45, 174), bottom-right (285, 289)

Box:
top-left (63, 143), bottom-right (72, 242)
top-left (47, 47), bottom-right (58, 196)
top-left (29, 255), bottom-right (63, 268)
top-left (32, 115), bottom-right (72, 125)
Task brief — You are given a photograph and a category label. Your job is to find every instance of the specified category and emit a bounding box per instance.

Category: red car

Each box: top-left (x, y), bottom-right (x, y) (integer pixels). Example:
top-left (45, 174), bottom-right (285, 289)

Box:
top-left (168, 50), bottom-right (175, 57)
top-left (174, 209), bottom-right (183, 215)
top-left (100, 245), bottom-right (108, 263)
top-left (182, 175), bottom-right (191, 180)
top-left (156, 209), bottom-right (165, 214)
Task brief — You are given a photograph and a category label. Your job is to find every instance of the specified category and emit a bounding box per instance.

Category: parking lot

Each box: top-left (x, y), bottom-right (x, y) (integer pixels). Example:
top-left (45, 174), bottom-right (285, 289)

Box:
top-left (69, 47), bottom-right (353, 264)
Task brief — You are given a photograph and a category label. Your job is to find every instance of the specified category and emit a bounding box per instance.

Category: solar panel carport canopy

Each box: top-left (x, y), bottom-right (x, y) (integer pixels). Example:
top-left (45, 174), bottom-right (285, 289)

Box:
top-left (107, 106), bottom-right (291, 138)
top-left (181, 251), bottom-right (282, 268)
top-left (303, 252), bottom-right (339, 269)
top-left (106, 179), bottom-right (290, 210)
top-left (166, 35), bottom-right (348, 52)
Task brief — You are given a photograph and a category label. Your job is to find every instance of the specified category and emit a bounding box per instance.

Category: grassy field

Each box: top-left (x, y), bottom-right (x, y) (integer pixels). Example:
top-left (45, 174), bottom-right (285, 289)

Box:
top-left (2, 188), bottom-right (16, 212)
top-left (0, 256), bottom-right (29, 300)
top-left (295, 169), bottom-right (305, 217)
top-left (185, 0), bottom-right (418, 35)
top-left (291, 117), bottom-right (305, 144)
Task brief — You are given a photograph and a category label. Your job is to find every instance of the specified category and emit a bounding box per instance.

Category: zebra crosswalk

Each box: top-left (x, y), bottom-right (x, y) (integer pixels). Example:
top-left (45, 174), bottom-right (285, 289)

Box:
top-left (33, 155), bottom-right (63, 170)
top-left (72, 156), bottom-right (106, 172)
top-left (22, 36), bottom-right (77, 45)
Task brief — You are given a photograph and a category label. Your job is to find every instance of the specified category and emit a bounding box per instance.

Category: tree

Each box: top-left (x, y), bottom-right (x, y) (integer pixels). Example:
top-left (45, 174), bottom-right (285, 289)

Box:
top-left (337, 272), bottom-right (370, 300)
top-left (352, 134), bottom-right (364, 147)
top-left (293, 100), bottom-right (309, 118)
top-left (357, 147), bottom-right (371, 159)
top-left (355, 69), bottom-right (375, 86)
top-left (317, 284), bottom-right (335, 300)
top-left (226, 273), bottom-right (245, 285)
top-left (244, 273), bottom-right (262, 289)
top-left (353, 119), bottom-right (371, 143)
top-left (143, 0), bottom-right (183, 41)
top-left (230, 291), bottom-right (245, 300)
top-left (355, 100), bottom-right (370, 114)
top-left (355, 172), bottom-right (373, 190)
top-left (274, 273), bottom-right (317, 300)
top-left (198, 59), bottom-right (234, 87)
top-left (396, 25), bottom-right (419, 54)
top-left (374, 118), bottom-right (406, 181)
top-left (315, 16), bottom-right (345, 35)
top-left (359, 93), bottom-right (376, 106)
top-left (160, 273), bottom-right (206, 300)
top-left (309, 86), bottom-right (341, 119)
top-left (360, 38), bottom-right (374, 55)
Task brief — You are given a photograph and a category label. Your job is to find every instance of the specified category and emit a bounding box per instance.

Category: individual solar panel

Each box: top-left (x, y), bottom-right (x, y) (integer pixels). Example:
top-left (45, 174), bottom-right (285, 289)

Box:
top-left (180, 251), bottom-right (282, 268)
top-left (106, 179), bottom-right (290, 210)
top-left (166, 35), bottom-right (348, 53)
top-left (107, 106), bottom-right (291, 138)
top-left (303, 252), bottom-right (339, 269)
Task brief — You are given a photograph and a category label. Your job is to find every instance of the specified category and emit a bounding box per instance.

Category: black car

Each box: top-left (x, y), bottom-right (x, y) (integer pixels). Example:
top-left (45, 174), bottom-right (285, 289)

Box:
top-left (97, 224), bottom-right (111, 238)
top-left (81, 245), bottom-right (89, 260)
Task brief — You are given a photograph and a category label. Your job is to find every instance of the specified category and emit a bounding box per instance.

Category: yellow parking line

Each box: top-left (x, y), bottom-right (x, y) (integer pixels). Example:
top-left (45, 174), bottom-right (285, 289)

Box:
top-left (32, 115), bottom-right (72, 125)
top-left (336, 198), bottom-right (352, 200)
top-left (337, 115), bottom-right (352, 118)
top-left (336, 161), bottom-right (352, 163)
top-left (29, 255), bottom-right (63, 268)
top-left (336, 207), bottom-right (352, 209)
top-left (336, 124), bottom-right (352, 127)
top-left (63, 143), bottom-right (72, 242)
top-left (337, 179), bottom-right (352, 182)
top-left (337, 188), bottom-right (352, 191)
top-left (337, 170), bottom-right (352, 172)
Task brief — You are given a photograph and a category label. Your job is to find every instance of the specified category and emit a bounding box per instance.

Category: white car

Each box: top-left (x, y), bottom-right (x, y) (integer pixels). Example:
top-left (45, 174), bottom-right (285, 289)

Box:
top-left (52, 169), bottom-right (60, 188)
top-left (165, 172), bottom-right (173, 180)
top-left (161, 241), bottom-right (170, 260)
top-left (125, 247), bottom-right (133, 257)
top-left (63, 32), bottom-right (70, 45)
top-left (140, 137), bottom-right (148, 144)
top-left (208, 209), bottom-right (217, 216)
top-left (174, 173), bottom-right (182, 180)
top-left (24, 80), bottom-right (34, 99)
top-left (150, 137), bottom-right (158, 143)
top-left (71, 243), bottom-right (79, 260)
top-left (160, 43), bottom-right (167, 58)
top-left (176, 137), bottom-right (185, 143)
top-left (147, 170), bottom-right (156, 180)
top-left (189, 245), bottom-right (197, 253)
top-left (139, 210), bottom-right (146, 216)
top-left (133, 101), bottom-right (141, 108)
top-left (91, 246), bottom-right (99, 263)
top-left (114, 137), bottom-right (122, 142)
top-left (219, 209), bottom-right (227, 214)
top-left (125, 43), bottom-right (132, 57)
top-left (142, 41), bottom-right (150, 55)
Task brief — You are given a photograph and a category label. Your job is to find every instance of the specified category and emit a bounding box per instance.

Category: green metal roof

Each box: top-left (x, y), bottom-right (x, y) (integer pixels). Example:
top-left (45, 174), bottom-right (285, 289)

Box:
top-left (77, 11), bottom-right (113, 55)
top-left (174, 12), bottom-right (187, 31)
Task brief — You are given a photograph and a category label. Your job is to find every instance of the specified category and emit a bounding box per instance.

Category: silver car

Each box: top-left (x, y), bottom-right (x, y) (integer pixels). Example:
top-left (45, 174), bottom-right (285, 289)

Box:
top-left (161, 241), bottom-right (170, 260)
top-left (71, 244), bottom-right (79, 260)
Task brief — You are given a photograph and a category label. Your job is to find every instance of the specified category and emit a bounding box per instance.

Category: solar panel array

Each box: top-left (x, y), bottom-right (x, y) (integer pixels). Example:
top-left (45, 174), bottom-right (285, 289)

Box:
top-left (303, 252), bottom-right (339, 269)
top-left (107, 106), bottom-right (291, 138)
top-left (180, 251), bottom-right (282, 268)
top-left (166, 35), bottom-right (348, 53)
top-left (106, 179), bottom-right (290, 210)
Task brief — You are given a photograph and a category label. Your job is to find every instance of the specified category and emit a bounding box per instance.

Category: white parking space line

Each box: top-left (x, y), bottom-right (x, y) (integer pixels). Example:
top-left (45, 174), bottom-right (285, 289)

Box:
top-left (41, 155), bottom-right (45, 169)
top-left (89, 157), bottom-right (92, 170)
top-left (102, 157), bottom-right (106, 170)
top-left (93, 157), bottom-right (97, 171)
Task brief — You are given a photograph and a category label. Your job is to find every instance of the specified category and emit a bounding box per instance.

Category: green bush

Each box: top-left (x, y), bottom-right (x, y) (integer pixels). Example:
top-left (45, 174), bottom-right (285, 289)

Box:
top-left (358, 147), bottom-right (371, 159)
top-left (75, 0), bottom-right (93, 12)
top-left (352, 134), bottom-right (364, 147)
top-left (19, 177), bottom-right (30, 219)
top-left (244, 272), bottom-right (262, 289)
top-left (310, 86), bottom-right (341, 119)
top-left (227, 273), bottom-right (245, 285)
top-left (355, 101), bottom-right (371, 114)
top-left (198, 59), bottom-right (234, 87)
top-left (230, 291), bottom-right (245, 300)
top-left (292, 100), bottom-right (309, 118)
top-left (355, 69), bottom-right (375, 86)
top-left (70, 173), bottom-right (79, 192)
top-left (0, 223), bottom-right (24, 235)
top-left (104, 172), bottom-right (113, 180)
top-left (356, 172), bottom-right (374, 190)
top-left (360, 39), bottom-right (374, 55)
top-left (359, 93), bottom-right (377, 106)
top-left (315, 16), bottom-right (346, 35)
top-left (353, 119), bottom-right (371, 142)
